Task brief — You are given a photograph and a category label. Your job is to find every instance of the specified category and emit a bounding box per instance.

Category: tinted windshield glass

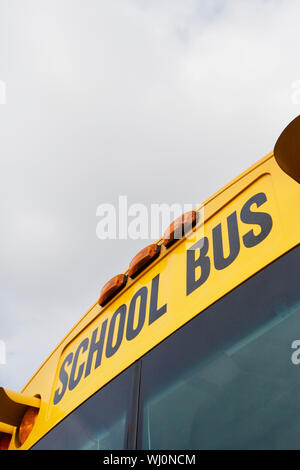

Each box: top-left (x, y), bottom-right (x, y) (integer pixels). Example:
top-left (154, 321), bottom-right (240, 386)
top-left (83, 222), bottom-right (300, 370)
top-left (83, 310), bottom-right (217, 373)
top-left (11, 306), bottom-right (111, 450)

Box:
top-left (138, 245), bottom-right (300, 450)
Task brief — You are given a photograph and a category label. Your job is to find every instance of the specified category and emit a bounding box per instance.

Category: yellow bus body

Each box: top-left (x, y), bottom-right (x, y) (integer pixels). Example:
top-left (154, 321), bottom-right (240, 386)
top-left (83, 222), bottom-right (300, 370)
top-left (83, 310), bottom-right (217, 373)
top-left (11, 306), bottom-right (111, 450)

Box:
top-left (3, 119), bottom-right (300, 449)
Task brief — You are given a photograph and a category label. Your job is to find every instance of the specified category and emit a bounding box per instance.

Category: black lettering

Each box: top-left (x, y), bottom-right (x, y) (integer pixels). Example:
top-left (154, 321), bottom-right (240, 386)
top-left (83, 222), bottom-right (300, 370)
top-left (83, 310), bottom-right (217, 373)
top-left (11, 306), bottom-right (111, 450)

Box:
top-left (106, 304), bottom-right (126, 358)
top-left (186, 237), bottom-right (210, 295)
top-left (213, 211), bottom-right (240, 270)
top-left (53, 353), bottom-right (73, 405)
top-left (241, 192), bottom-right (273, 248)
top-left (68, 338), bottom-right (89, 391)
top-left (126, 287), bottom-right (147, 340)
top-left (149, 274), bottom-right (167, 325)
top-left (84, 320), bottom-right (108, 378)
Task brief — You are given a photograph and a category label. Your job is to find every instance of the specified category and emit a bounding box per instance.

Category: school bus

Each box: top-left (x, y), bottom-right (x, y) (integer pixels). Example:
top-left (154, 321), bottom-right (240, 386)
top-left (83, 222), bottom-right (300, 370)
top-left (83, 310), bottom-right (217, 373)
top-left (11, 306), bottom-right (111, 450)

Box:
top-left (0, 116), bottom-right (300, 451)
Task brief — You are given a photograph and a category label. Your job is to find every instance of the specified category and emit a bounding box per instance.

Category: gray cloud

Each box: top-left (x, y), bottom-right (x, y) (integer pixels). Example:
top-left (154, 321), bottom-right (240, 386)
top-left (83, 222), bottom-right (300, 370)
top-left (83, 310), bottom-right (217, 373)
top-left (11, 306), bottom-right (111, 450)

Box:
top-left (0, 0), bottom-right (299, 390)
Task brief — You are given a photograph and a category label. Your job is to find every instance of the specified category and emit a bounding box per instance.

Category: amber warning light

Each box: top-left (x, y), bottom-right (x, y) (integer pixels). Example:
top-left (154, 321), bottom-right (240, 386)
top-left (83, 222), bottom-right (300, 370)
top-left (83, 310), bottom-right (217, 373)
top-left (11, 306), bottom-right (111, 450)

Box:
top-left (128, 243), bottom-right (160, 278)
top-left (18, 406), bottom-right (39, 446)
top-left (98, 274), bottom-right (128, 307)
top-left (163, 210), bottom-right (197, 247)
top-left (0, 388), bottom-right (41, 449)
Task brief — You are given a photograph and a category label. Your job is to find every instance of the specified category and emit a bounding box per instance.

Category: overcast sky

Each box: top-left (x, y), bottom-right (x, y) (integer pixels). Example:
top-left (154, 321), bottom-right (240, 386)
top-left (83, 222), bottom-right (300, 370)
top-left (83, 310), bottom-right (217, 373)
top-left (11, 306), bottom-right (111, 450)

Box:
top-left (0, 0), bottom-right (299, 391)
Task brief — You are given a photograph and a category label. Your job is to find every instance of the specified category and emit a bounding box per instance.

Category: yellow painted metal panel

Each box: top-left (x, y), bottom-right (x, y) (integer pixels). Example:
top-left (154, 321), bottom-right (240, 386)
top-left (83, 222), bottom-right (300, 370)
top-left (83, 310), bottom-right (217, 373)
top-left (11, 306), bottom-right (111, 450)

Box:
top-left (8, 153), bottom-right (300, 449)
